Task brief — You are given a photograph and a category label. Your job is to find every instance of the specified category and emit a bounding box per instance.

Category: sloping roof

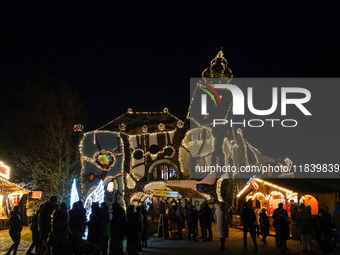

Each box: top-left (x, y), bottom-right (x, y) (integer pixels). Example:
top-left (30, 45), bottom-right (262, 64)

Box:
top-left (167, 186), bottom-right (205, 199)
top-left (98, 112), bottom-right (183, 134)
top-left (263, 178), bottom-right (340, 194)
top-left (0, 176), bottom-right (30, 195)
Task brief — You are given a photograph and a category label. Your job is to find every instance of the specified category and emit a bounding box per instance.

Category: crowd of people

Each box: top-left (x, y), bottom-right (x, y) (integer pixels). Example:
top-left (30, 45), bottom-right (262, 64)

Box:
top-left (5, 195), bottom-right (340, 255)
top-left (241, 200), bottom-right (340, 255)
top-left (6, 196), bottom-right (148, 255)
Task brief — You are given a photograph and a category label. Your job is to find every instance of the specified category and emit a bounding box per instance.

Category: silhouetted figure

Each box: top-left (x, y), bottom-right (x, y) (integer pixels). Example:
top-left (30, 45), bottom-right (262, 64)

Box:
top-left (76, 201), bottom-right (87, 236)
top-left (141, 205), bottom-right (148, 248)
top-left (241, 202), bottom-right (257, 252)
top-left (272, 202), bottom-right (286, 246)
top-left (147, 202), bottom-right (155, 221)
top-left (332, 202), bottom-right (340, 248)
top-left (101, 202), bottom-right (110, 255)
top-left (193, 206), bottom-right (199, 236)
top-left (259, 208), bottom-right (270, 244)
top-left (186, 205), bottom-right (197, 242)
top-left (69, 202), bottom-right (86, 237)
top-left (202, 202), bottom-right (212, 241)
top-left (227, 206), bottom-right (233, 227)
top-left (198, 204), bottom-right (204, 238)
top-left (297, 206), bottom-right (312, 252)
top-left (214, 202), bottom-right (230, 252)
top-left (176, 206), bottom-right (185, 240)
top-left (38, 196), bottom-right (58, 255)
top-left (290, 200), bottom-right (298, 220)
top-left (51, 202), bottom-right (69, 255)
top-left (253, 208), bottom-right (260, 238)
top-left (110, 203), bottom-right (126, 255)
top-left (87, 202), bottom-right (103, 254)
top-left (277, 209), bottom-right (289, 251)
top-left (126, 205), bottom-right (139, 255)
top-left (6, 206), bottom-right (27, 255)
top-left (316, 208), bottom-right (332, 255)
top-left (135, 206), bottom-right (143, 252)
top-left (27, 204), bottom-right (43, 255)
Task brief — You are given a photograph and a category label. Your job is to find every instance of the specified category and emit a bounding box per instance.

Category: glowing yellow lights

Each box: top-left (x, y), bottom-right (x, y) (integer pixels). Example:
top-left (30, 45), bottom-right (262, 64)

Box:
top-left (126, 173), bottom-right (136, 189)
top-left (236, 184), bottom-right (250, 198)
top-left (252, 192), bottom-right (265, 200)
top-left (158, 123), bottom-right (165, 131)
top-left (0, 161), bottom-right (10, 179)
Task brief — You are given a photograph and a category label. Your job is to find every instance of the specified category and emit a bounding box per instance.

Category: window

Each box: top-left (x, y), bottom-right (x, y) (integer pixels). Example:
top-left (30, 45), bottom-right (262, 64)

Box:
top-left (190, 134), bottom-right (194, 141)
top-left (152, 164), bottom-right (177, 181)
top-left (207, 131), bottom-right (212, 138)
top-left (199, 132), bottom-right (204, 140)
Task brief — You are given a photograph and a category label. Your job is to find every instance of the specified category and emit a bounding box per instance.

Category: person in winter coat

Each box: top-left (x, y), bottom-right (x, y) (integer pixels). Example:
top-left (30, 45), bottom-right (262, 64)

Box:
top-left (176, 206), bottom-right (185, 240)
top-left (87, 202), bottom-right (103, 253)
top-left (214, 202), bottom-right (230, 252)
top-left (253, 208), bottom-right (260, 238)
top-left (140, 205), bottom-right (148, 248)
top-left (316, 208), bottom-right (332, 255)
top-left (38, 196), bottom-right (58, 255)
top-left (198, 204), bottom-right (204, 238)
top-left (101, 203), bottom-right (111, 255)
top-left (332, 202), bottom-right (340, 247)
top-left (68, 202), bottom-right (86, 237)
top-left (51, 202), bottom-right (69, 255)
top-left (241, 202), bottom-right (257, 252)
top-left (276, 209), bottom-right (290, 251)
top-left (126, 205), bottom-right (139, 255)
top-left (110, 203), bottom-right (126, 255)
top-left (186, 205), bottom-right (197, 242)
top-left (6, 206), bottom-right (27, 255)
top-left (259, 208), bottom-right (270, 244)
top-left (297, 207), bottom-right (313, 252)
top-left (27, 204), bottom-right (43, 255)
top-left (202, 203), bottom-right (213, 241)
top-left (272, 203), bottom-right (286, 246)
top-left (135, 206), bottom-right (143, 252)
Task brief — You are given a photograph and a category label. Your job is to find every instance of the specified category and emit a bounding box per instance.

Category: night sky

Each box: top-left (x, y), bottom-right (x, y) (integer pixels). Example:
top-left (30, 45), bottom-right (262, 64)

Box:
top-left (1, 1), bottom-right (340, 165)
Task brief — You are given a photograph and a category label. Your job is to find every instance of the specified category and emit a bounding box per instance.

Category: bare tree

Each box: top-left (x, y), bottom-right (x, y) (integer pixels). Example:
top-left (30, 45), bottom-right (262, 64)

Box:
top-left (12, 71), bottom-right (84, 202)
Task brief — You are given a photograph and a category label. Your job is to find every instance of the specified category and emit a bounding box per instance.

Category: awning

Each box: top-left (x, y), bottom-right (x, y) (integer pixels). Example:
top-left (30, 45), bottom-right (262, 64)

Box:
top-left (0, 176), bottom-right (30, 196)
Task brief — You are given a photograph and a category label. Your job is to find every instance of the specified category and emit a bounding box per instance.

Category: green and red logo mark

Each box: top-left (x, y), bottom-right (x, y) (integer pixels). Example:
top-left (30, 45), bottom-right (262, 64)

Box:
top-left (198, 82), bottom-right (222, 107)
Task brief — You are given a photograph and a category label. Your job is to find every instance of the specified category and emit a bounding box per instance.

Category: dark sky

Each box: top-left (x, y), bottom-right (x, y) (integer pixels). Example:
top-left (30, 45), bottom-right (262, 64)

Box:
top-left (1, 1), bottom-right (340, 164)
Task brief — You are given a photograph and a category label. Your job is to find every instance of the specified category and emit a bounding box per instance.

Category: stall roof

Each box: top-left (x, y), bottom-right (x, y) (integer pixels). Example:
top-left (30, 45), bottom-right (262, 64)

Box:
top-left (167, 186), bottom-right (205, 200)
top-left (0, 176), bottom-right (30, 195)
top-left (262, 178), bottom-right (340, 194)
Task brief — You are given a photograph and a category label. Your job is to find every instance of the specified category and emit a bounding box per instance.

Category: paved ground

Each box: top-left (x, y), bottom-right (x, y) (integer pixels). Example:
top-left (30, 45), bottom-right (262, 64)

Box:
top-left (0, 224), bottom-right (338, 255)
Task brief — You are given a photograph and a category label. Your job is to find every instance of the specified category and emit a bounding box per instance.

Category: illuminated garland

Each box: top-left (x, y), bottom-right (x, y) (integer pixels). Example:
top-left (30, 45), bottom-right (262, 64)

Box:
top-left (70, 179), bottom-right (79, 209)
top-left (126, 173), bottom-right (136, 189)
top-left (216, 173), bottom-right (229, 202)
top-left (84, 180), bottom-right (105, 220)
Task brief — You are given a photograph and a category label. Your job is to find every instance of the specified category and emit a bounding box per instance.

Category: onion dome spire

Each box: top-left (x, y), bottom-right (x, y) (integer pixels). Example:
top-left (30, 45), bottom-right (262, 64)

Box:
top-left (202, 49), bottom-right (233, 83)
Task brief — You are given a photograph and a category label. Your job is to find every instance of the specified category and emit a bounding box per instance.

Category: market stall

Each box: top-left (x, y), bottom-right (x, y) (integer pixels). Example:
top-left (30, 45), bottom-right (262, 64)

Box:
top-left (236, 177), bottom-right (340, 235)
top-left (0, 173), bottom-right (30, 229)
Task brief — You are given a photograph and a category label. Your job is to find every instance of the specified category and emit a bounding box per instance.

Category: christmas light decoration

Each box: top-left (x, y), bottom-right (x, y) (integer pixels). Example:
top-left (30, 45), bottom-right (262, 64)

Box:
top-left (126, 173), bottom-right (136, 189)
top-left (252, 192), bottom-right (265, 200)
top-left (74, 124), bottom-right (84, 132)
top-left (237, 178), bottom-right (293, 198)
top-left (70, 179), bottom-right (79, 209)
top-left (119, 123), bottom-right (126, 131)
top-left (0, 161), bottom-right (10, 179)
top-left (158, 123), bottom-right (165, 131)
top-left (84, 180), bottom-right (105, 220)
top-left (216, 173), bottom-right (229, 202)
top-left (143, 181), bottom-right (166, 192)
